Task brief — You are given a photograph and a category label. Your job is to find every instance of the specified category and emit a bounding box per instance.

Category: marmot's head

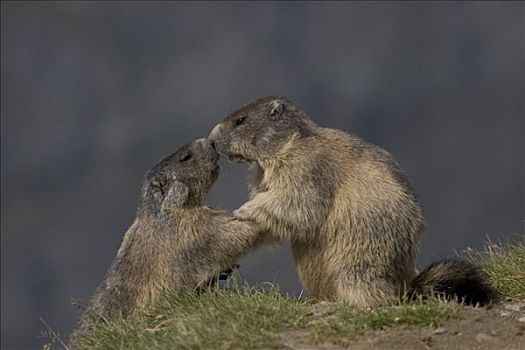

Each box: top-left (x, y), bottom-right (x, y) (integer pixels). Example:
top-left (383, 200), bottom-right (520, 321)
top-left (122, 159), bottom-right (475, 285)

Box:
top-left (208, 96), bottom-right (315, 164)
top-left (138, 138), bottom-right (219, 216)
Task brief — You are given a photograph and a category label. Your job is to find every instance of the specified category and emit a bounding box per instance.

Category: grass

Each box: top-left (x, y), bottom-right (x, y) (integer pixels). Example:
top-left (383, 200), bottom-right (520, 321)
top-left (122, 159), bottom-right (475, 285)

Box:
top-left (305, 297), bottom-right (460, 347)
top-left (57, 239), bottom-right (524, 350)
top-left (73, 286), bottom-right (307, 350)
top-left (465, 237), bottom-right (525, 300)
top-left (68, 286), bottom-right (460, 350)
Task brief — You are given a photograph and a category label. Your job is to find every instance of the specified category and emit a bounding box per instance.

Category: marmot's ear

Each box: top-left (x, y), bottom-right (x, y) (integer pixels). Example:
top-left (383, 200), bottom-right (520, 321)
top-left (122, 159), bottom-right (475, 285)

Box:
top-left (268, 99), bottom-right (285, 119)
top-left (150, 176), bottom-right (167, 193)
top-left (161, 180), bottom-right (189, 210)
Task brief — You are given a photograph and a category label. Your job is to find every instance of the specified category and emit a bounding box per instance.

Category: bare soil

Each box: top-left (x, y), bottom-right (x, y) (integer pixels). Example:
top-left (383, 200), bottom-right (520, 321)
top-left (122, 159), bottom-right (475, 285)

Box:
top-left (282, 299), bottom-right (525, 350)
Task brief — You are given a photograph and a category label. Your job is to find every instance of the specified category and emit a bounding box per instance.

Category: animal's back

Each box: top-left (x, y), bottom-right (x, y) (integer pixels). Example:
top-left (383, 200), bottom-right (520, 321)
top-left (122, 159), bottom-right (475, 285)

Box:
top-left (82, 218), bottom-right (176, 319)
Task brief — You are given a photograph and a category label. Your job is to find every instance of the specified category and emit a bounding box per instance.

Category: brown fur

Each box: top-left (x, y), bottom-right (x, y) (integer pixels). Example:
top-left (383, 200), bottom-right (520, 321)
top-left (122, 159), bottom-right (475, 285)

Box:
top-left (72, 138), bottom-right (263, 342)
top-left (209, 96), bottom-right (492, 306)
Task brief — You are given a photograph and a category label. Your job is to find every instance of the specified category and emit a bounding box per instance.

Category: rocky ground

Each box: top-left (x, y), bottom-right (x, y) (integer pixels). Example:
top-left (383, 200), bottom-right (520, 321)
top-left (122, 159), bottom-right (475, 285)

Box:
top-left (283, 299), bottom-right (525, 350)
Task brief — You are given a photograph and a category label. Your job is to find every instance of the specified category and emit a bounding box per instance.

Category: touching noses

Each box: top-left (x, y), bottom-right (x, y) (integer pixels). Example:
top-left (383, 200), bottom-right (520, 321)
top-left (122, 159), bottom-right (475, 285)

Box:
top-left (208, 123), bottom-right (223, 148)
top-left (195, 137), bottom-right (216, 152)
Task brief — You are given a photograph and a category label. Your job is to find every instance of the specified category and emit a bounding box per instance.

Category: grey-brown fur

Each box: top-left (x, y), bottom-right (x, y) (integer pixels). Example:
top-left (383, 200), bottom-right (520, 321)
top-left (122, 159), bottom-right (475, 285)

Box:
top-left (73, 138), bottom-right (263, 340)
top-left (209, 96), bottom-right (494, 306)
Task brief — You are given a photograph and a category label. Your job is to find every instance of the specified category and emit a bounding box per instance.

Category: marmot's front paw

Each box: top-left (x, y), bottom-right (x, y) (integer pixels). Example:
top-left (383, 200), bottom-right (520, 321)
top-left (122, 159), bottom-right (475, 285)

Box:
top-left (233, 208), bottom-right (250, 221)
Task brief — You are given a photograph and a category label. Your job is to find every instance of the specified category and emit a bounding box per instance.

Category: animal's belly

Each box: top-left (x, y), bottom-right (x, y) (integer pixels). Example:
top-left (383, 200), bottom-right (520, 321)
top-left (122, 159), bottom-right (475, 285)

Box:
top-left (290, 239), bottom-right (338, 300)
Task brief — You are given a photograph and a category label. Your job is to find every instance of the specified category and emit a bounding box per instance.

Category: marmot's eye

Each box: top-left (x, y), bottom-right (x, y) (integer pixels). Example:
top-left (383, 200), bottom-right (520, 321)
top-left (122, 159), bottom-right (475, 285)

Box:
top-left (180, 154), bottom-right (192, 162)
top-left (234, 116), bottom-right (246, 126)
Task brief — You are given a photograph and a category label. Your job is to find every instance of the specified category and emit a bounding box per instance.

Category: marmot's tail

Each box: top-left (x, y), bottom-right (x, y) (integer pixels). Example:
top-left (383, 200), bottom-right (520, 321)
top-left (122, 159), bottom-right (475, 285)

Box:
top-left (409, 259), bottom-right (495, 306)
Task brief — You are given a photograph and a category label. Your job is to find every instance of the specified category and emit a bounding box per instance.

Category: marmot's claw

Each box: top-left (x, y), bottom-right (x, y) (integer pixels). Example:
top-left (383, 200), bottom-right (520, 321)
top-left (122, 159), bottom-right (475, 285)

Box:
top-left (218, 273), bottom-right (230, 280)
top-left (218, 264), bottom-right (241, 280)
top-left (233, 208), bottom-right (249, 220)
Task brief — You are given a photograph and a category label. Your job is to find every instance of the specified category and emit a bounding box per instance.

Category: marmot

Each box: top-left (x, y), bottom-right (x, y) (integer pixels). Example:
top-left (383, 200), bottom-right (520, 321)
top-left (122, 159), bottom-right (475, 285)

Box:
top-left (209, 96), bottom-right (494, 306)
top-left (75, 138), bottom-right (263, 330)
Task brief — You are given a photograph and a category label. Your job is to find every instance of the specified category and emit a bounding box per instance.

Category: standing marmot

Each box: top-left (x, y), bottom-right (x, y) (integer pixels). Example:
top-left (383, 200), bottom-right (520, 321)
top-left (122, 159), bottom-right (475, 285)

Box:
top-left (209, 96), bottom-right (494, 306)
top-left (75, 138), bottom-right (263, 330)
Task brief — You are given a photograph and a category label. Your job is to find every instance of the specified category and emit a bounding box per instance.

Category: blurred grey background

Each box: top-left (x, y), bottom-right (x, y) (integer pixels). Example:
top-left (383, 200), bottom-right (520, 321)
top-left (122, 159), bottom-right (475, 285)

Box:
top-left (1, 2), bottom-right (524, 349)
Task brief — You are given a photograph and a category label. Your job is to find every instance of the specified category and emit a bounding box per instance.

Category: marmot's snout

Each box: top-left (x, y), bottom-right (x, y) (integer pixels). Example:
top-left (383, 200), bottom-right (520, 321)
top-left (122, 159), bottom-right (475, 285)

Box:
top-left (208, 123), bottom-right (221, 141)
top-left (208, 123), bottom-right (227, 154)
top-left (198, 138), bottom-right (220, 183)
top-left (195, 137), bottom-right (220, 164)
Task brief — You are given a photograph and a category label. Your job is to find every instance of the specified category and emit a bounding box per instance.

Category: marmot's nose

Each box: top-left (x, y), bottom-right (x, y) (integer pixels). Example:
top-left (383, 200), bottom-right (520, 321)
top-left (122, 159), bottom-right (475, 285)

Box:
top-left (196, 137), bottom-right (217, 152)
top-left (196, 137), bottom-right (207, 146)
top-left (208, 123), bottom-right (223, 144)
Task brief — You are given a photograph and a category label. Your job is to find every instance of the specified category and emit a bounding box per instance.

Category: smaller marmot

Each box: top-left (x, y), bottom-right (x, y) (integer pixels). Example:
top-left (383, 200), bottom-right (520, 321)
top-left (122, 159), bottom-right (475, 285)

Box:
top-left (73, 138), bottom-right (263, 334)
top-left (209, 96), bottom-right (495, 307)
